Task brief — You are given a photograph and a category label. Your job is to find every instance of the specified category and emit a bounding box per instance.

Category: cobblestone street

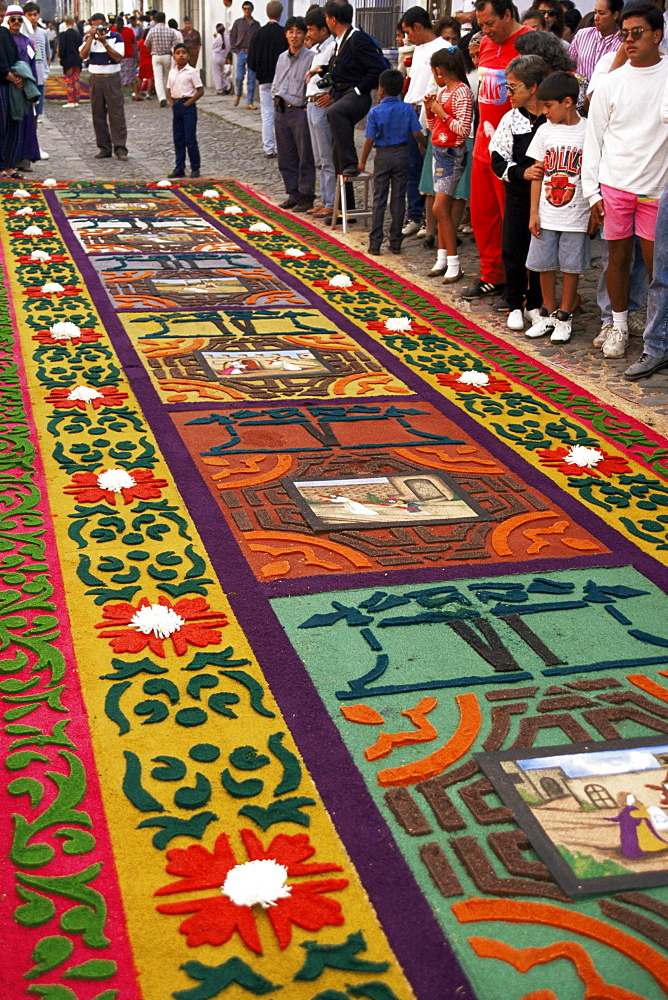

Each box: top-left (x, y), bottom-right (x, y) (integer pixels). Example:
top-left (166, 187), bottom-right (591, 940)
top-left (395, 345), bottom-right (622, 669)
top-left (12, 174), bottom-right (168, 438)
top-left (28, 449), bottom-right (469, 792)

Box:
top-left (36, 76), bottom-right (668, 436)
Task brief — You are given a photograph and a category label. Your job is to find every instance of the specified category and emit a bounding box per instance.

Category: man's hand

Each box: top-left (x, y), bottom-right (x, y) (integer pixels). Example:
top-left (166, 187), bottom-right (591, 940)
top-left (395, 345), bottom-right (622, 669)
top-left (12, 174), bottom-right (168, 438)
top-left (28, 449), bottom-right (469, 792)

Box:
top-left (590, 199), bottom-right (605, 228)
top-left (315, 92), bottom-right (333, 107)
top-left (529, 211), bottom-right (541, 238)
top-left (524, 163), bottom-right (543, 181)
top-left (357, 161), bottom-right (366, 173)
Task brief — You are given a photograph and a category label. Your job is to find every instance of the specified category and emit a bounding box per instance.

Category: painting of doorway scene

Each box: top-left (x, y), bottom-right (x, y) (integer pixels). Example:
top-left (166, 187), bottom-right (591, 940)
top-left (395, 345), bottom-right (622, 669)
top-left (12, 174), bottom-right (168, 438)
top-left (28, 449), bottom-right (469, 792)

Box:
top-left (477, 737), bottom-right (668, 896)
top-left (282, 472), bottom-right (487, 532)
top-left (199, 348), bottom-right (332, 381)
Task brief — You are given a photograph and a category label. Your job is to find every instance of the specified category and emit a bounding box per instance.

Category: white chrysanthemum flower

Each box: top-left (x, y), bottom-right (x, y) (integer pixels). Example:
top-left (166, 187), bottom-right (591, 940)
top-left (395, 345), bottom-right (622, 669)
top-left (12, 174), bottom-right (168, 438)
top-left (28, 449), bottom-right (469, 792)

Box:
top-left (22, 226), bottom-right (43, 236)
top-left (249, 222), bottom-right (272, 233)
top-left (223, 204), bottom-right (243, 215)
top-left (49, 321), bottom-right (81, 340)
top-left (329, 274), bottom-right (352, 288)
top-left (42, 178), bottom-right (57, 187)
top-left (284, 247), bottom-right (305, 257)
top-left (564, 445), bottom-right (604, 468)
top-left (156, 179), bottom-right (172, 188)
top-left (130, 602), bottom-right (185, 638)
top-left (15, 206), bottom-right (33, 216)
top-left (12, 188), bottom-right (31, 198)
top-left (384, 316), bottom-right (412, 332)
top-left (97, 468), bottom-right (137, 492)
top-left (203, 188), bottom-right (220, 198)
top-left (457, 370), bottom-right (490, 387)
top-left (68, 385), bottom-right (103, 402)
top-left (41, 282), bottom-right (65, 293)
top-left (30, 250), bottom-right (51, 262)
top-left (222, 860), bottom-right (291, 909)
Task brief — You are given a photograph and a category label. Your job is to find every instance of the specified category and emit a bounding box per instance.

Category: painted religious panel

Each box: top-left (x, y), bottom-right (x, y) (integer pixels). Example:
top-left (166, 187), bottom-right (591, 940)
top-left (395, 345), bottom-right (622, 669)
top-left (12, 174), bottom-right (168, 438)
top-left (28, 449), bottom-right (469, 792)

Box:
top-left (92, 254), bottom-right (308, 310)
top-left (477, 737), bottom-right (668, 896)
top-left (67, 216), bottom-right (236, 254)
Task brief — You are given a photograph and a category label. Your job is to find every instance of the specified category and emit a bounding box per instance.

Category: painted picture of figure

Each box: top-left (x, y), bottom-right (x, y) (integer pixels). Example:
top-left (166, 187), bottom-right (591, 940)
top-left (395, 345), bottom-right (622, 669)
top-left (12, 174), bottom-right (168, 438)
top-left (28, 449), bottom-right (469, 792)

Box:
top-left (282, 472), bottom-right (487, 532)
top-left (199, 349), bottom-right (332, 381)
top-left (477, 737), bottom-right (668, 896)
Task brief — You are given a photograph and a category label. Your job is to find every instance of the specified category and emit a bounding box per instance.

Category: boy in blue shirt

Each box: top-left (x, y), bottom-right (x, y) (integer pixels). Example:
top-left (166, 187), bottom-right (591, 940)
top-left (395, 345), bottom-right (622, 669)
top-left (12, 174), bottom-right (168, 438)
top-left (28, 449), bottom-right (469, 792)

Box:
top-left (358, 69), bottom-right (425, 255)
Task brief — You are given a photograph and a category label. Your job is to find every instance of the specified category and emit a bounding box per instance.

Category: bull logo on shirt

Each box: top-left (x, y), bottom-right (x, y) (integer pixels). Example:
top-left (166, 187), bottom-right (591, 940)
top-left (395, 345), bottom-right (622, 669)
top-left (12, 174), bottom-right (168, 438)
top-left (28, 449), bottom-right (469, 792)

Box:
top-left (543, 144), bottom-right (583, 209)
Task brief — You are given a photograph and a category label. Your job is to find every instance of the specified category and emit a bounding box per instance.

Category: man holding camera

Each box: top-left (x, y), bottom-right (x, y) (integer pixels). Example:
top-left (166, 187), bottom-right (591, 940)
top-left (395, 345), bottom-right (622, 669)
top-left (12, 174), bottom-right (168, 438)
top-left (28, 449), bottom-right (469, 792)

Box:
top-left (271, 16), bottom-right (315, 211)
top-left (79, 13), bottom-right (127, 159)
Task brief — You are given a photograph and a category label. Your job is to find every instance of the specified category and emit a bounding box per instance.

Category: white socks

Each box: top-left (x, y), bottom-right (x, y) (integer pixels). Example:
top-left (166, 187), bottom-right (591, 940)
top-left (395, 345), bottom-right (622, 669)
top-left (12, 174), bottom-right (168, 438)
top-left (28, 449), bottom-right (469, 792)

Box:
top-left (434, 249), bottom-right (447, 269)
top-left (445, 255), bottom-right (460, 279)
top-left (612, 310), bottom-right (628, 331)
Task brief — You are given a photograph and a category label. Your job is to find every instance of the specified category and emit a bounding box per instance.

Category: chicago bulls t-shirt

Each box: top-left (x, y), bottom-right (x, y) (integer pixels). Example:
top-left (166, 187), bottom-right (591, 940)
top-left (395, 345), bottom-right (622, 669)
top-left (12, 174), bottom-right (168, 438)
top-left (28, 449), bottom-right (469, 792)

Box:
top-left (526, 118), bottom-right (590, 232)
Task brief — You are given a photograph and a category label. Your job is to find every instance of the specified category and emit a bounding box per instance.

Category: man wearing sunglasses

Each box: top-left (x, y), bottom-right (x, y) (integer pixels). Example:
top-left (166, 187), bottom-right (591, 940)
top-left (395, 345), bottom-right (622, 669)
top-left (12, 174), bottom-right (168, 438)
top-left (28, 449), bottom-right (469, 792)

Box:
top-left (79, 13), bottom-right (128, 160)
top-left (582, 1), bottom-right (668, 361)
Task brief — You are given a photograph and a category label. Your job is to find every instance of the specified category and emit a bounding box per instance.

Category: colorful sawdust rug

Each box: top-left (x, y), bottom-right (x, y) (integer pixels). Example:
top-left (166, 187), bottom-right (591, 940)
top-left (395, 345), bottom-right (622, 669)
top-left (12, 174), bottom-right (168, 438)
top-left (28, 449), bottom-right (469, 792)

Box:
top-left (2, 176), bottom-right (668, 1000)
top-left (44, 74), bottom-right (90, 102)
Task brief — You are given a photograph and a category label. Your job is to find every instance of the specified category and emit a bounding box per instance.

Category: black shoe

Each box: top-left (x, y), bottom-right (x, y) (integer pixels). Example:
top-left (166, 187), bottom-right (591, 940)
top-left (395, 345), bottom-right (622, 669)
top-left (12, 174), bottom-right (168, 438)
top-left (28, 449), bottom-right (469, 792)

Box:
top-left (293, 198), bottom-right (314, 213)
top-left (390, 246), bottom-right (402, 254)
top-left (190, 169), bottom-right (200, 178)
top-left (168, 169), bottom-right (185, 178)
top-left (116, 151), bottom-right (128, 161)
top-left (461, 280), bottom-right (504, 299)
top-left (265, 152), bottom-right (277, 159)
top-left (160, 99), bottom-right (167, 107)
top-left (491, 294), bottom-right (511, 312)
top-left (94, 151), bottom-right (111, 159)
top-left (424, 234), bottom-right (435, 249)
top-left (278, 197), bottom-right (298, 209)
top-left (368, 246), bottom-right (381, 255)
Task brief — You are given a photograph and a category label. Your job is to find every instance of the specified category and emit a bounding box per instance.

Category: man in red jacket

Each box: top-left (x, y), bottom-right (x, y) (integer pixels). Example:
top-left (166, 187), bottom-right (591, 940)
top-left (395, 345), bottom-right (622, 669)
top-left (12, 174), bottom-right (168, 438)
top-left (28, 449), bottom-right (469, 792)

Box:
top-left (462, 0), bottom-right (528, 299)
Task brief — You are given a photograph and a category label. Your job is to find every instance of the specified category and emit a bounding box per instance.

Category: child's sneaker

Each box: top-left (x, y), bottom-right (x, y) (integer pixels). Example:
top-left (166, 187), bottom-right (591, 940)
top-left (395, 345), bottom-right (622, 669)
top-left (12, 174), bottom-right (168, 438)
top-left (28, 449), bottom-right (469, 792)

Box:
top-left (550, 309), bottom-right (572, 342)
top-left (523, 307), bottom-right (542, 325)
top-left (525, 307), bottom-right (556, 339)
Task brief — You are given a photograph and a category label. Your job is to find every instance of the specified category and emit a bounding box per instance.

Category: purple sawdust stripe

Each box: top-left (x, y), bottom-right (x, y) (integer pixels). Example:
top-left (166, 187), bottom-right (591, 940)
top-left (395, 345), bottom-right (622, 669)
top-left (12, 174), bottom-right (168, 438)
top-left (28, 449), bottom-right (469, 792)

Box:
top-left (45, 188), bottom-right (474, 1000)
top-left (165, 194), bottom-right (668, 595)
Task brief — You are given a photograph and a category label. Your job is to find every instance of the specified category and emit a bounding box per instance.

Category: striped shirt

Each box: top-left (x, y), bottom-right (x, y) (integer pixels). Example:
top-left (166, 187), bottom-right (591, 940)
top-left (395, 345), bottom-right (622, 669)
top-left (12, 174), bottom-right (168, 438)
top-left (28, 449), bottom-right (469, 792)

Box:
top-left (568, 26), bottom-right (622, 83)
top-left (81, 30), bottom-right (124, 74)
top-left (426, 83), bottom-right (473, 147)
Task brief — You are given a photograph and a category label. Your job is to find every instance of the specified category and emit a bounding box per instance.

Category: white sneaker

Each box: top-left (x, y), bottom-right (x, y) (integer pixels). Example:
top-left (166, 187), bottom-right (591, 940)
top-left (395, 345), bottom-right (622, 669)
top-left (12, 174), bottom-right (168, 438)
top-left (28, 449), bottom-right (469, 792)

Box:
top-left (593, 322), bottom-right (613, 349)
top-left (39, 149), bottom-right (49, 160)
top-left (402, 220), bottom-right (422, 237)
top-left (417, 225), bottom-right (428, 238)
top-left (550, 310), bottom-right (572, 342)
top-left (62, 102), bottom-right (76, 108)
top-left (628, 312), bottom-right (645, 337)
top-left (507, 309), bottom-right (524, 331)
top-left (602, 326), bottom-right (629, 359)
top-left (523, 307), bottom-right (541, 325)
top-left (525, 309), bottom-right (556, 339)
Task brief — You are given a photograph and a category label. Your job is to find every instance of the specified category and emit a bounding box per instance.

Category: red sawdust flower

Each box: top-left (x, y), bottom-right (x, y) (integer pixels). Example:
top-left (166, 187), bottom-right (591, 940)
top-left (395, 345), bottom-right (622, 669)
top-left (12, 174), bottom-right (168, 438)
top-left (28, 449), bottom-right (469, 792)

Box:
top-left (155, 828), bottom-right (348, 953)
top-left (536, 444), bottom-right (632, 479)
top-left (95, 595), bottom-right (228, 657)
top-left (23, 283), bottom-right (82, 298)
top-left (436, 370), bottom-right (512, 394)
top-left (45, 384), bottom-right (129, 410)
top-left (64, 467), bottom-right (168, 505)
top-left (32, 326), bottom-right (102, 346)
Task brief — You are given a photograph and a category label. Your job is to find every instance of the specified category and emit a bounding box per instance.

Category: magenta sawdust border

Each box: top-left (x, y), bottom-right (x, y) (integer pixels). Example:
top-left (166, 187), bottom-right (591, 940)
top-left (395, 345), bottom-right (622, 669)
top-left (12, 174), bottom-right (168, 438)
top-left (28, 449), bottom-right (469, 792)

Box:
top-left (0, 236), bottom-right (142, 997)
top-left (225, 179), bottom-right (668, 473)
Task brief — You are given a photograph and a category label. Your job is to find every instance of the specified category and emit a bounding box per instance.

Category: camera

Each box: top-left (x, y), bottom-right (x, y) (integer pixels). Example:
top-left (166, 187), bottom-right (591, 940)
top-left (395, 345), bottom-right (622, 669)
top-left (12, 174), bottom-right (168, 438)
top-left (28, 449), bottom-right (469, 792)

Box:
top-left (316, 72), bottom-right (332, 89)
top-left (96, 26), bottom-right (108, 35)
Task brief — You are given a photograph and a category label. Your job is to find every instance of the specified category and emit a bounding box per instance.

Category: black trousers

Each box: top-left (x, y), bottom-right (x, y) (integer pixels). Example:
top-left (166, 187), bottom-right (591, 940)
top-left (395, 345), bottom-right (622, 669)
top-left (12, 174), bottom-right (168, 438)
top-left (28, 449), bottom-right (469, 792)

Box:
top-left (502, 186), bottom-right (542, 311)
top-left (275, 105), bottom-right (315, 202)
top-left (369, 145), bottom-right (408, 250)
top-left (327, 89), bottom-right (371, 210)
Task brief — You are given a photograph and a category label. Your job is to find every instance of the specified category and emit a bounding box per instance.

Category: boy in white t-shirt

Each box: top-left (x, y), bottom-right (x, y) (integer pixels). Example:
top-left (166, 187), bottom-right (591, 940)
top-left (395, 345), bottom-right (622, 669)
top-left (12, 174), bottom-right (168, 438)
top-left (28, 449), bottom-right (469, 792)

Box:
top-left (525, 71), bottom-right (593, 344)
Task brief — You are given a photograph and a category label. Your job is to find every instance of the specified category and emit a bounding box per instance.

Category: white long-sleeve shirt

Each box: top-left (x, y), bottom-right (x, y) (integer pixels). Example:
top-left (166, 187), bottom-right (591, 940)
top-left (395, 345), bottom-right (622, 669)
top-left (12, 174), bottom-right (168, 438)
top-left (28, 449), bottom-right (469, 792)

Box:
top-left (582, 59), bottom-right (668, 206)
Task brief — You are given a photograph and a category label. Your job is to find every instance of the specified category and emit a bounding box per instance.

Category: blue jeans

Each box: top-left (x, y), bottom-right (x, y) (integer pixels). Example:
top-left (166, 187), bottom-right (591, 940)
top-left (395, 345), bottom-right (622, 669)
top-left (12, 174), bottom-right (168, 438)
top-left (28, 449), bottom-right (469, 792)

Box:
top-left (597, 235), bottom-right (648, 322)
top-left (235, 50), bottom-right (256, 103)
top-left (172, 101), bottom-right (200, 172)
top-left (406, 130), bottom-right (425, 224)
top-left (307, 99), bottom-right (335, 209)
top-left (644, 184), bottom-right (668, 357)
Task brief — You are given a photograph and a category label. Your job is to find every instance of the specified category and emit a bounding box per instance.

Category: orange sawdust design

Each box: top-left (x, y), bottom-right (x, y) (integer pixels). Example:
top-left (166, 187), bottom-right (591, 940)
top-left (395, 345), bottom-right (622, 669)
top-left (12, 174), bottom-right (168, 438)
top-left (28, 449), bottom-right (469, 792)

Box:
top-left (332, 373), bottom-right (412, 396)
top-left (524, 520), bottom-right (570, 554)
top-left (393, 444), bottom-right (504, 474)
top-left (152, 378), bottom-right (246, 401)
top-left (260, 559), bottom-right (291, 578)
top-left (281, 333), bottom-right (361, 351)
top-left (138, 338), bottom-right (208, 358)
top-left (250, 542), bottom-right (342, 572)
top-left (627, 674), bottom-right (668, 702)
top-left (452, 899), bottom-right (668, 994)
top-left (243, 531), bottom-right (373, 569)
top-left (341, 704), bottom-right (385, 725)
top-left (245, 290), bottom-right (307, 306)
top-left (469, 937), bottom-right (645, 1000)
top-left (201, 454), bottom-right (293, 489)
top-left (100, 269), bottom-right (155, 283)
top-left (376, 692), bottom-right (481, 787)
top-left (491, 512), bottom-right (570, 556)
top-left (561, 537), bottom-right (602, 551)
top-left (518, 993), bottom-right (558, 1000)
top-left (113, 295), bottom-right (183, 310)
top-left (365, 697), bottom-right (439, 762)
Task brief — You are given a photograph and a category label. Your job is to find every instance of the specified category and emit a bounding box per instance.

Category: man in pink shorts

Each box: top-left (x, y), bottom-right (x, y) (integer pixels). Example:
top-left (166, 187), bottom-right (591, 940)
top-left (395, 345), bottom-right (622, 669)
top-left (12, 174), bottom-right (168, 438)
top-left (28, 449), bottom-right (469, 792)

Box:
top-left (582, 0), bottom-right (668, 359)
